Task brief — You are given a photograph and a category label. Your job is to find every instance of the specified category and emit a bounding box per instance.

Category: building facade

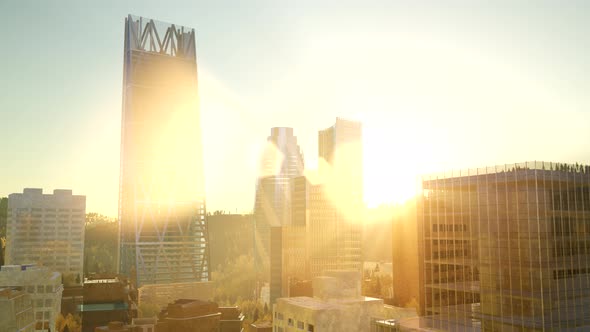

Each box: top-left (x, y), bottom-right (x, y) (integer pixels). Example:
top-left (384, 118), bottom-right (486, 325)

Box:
top-left (273, 270), bottom-right (386, 332)
top-left (0, 265), bottom-right (63, 332)
top-left (118, 15), bottom-right (210, 301)
top-left (418, 162), bottom-right (590, 331)
top-left (6, 188), bottom-right (85, 285)
top-left (254, 127), bottom-right (304, 304)
top-left (309, 118), bottom-right (363, 278)
top-left (0, 287), bottom-right (35, 332)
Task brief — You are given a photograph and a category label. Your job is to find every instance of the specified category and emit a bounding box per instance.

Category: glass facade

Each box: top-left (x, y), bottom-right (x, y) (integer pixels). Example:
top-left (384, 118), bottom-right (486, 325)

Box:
top-left (119, 15), bottom-right (209, 288)
top-left (419, 162), bottom-right (590, 331)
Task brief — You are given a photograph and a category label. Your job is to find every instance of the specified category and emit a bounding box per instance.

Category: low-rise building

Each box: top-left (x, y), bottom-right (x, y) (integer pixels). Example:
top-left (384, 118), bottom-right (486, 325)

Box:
top-left (0, 264), bottom-right (63, 332)
top-left (96, 302), bottom-right (246, 332)
top-left (79, 274), bottom-right (137, 332)
top-left (0, 287), bottom-right (35, 332)
top-left (273, 270), bottom-right (389, 332)
top-left (157, 299), bottom-right (221, 332)
top-left (219, 306), bottom-right (244, 332)
top-left (250, 321), bottom-right (272, 332)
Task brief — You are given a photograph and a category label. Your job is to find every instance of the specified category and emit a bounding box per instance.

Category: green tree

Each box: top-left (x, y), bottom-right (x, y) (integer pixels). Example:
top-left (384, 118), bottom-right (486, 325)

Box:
top-left (0, 197), bottom-right (7, 238)
top-left (84, 213), bottom-right (118, 275)
top-left (138, 302), bottom-right (161, 318)
top-left (211, 254), bottom-right (256, 305)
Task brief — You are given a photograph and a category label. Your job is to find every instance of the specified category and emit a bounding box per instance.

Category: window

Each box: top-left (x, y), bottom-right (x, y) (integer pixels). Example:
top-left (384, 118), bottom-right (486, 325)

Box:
top-left (288, 318), bottom-right (294, 326)
top-left (297, 321), bottom-right (304, 329)
top-left (307, 324), bottom-right (314, 332)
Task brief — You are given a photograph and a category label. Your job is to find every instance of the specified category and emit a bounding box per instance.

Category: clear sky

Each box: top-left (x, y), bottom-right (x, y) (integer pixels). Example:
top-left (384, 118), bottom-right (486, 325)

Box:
top-left (1, 1), bottom-right (589, 216)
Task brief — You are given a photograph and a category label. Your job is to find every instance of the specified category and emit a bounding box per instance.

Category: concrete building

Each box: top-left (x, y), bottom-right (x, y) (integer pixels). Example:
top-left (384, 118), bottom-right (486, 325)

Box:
top-left (6, 188), bottom-right (85, 285)
top-left (273, 270), bottom-right (386, 332)
top-left (0, 264), bottom-right (63, 332)
top-left (0, 287), bottom-right (35, 332)
top-left (118, 15), bottom-right (210, 307)
top-left (417, 162), bottom-right (590, 331)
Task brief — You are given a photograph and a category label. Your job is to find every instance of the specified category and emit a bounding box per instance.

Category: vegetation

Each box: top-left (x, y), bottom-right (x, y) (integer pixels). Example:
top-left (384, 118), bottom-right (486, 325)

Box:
top-left (0, 197), bottom-right (6, 238)
top-left (138, 302), bottom-right (161, 318)
top-left (362, 267), bottom-right (394, 300)
top-left (212, 254), bottom-right (256, 305)
top-left (84, 213), bottom-right (118, 275)
top-left (56, 313), bottom-right (82, 332)
top-left (238, 299), bottom-right (272, 331)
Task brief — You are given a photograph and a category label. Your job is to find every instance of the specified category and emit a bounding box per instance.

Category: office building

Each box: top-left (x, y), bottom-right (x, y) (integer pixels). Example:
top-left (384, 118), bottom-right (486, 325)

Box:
top-left (0, 264), bottom-right (63, 332)
top-left (308, 118), bottom-right (363, 278)
top-left (254, 127), bottom-right (304, 304)
top-left (0, 287), bottom-right (35, 332)
top-left (417, 161), bottom-right (590, 331)
top-left (6, 188), bottom-right (85, 286)
top-left (118, 15), bottom-right (210, 305)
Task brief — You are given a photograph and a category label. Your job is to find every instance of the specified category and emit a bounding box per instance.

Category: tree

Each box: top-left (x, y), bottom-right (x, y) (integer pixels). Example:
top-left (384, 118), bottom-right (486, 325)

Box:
top-left (211, 254), bottom-right (256, 305)
top-left (138, 302), bottom-right (161, 318)
top-left (84, 213), bottom-right (118, 275)
top-left (0, 197), bottom-right (7, 238)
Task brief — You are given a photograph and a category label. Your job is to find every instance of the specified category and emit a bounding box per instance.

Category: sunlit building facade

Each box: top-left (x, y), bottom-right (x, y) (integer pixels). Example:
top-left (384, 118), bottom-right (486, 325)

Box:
top-left (6, 188), bottom-right (85, 285)
top-left (254, 127), bottom-right (304, 304)
top-left (118, 15), bottom-right (210, 300)
top-left (0, 265), bottom-right (63, 332)
top-left (309, 118), bottom-right (363, 278)
top-left (0, 288), bottom-right (35, 332)
top-left (418, 162), bottom-right (590, 331)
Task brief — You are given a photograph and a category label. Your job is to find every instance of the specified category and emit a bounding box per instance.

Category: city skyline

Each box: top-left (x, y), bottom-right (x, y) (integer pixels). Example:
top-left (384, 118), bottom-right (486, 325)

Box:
top-left (1, 1), bottom-right (590, 217)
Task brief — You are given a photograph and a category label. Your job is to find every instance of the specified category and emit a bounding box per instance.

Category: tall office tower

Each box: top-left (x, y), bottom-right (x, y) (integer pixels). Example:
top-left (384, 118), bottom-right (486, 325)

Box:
top-left (283, 176), bottom-right (311, 290)
top-left (254, 127), bottom-right (304, 304)
top-left (308, 118), bottom-right (363, 278)
top-left (119, 15), bottom-right (210, 305)
top-left (5, 189), bottom-right (85, 285)
top-left (416, 162), bottom-right (590, 331)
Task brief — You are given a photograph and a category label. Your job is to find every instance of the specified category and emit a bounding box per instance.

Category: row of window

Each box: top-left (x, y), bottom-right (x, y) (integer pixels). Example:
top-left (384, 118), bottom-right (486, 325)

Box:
top-left (553, 267), bottom-right (590, 280)
top-left (432, 224), bottom-right (468, 232)
top-left (274, 312), bottom-right (314, 331)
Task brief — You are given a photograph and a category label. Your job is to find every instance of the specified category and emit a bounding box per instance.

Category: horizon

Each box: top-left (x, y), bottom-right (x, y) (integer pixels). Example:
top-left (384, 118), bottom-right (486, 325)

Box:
top-left (1, 1), bottom-right (589, 216)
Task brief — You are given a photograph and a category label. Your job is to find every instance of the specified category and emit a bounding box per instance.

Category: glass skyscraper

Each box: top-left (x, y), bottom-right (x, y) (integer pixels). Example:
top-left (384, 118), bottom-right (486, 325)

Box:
top-left (118, 15), bottom-right (210, 300)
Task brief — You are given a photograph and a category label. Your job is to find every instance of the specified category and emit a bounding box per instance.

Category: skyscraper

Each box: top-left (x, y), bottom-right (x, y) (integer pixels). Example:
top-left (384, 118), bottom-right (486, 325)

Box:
top-left (415, 162), bottom-right (590, 331)
top-left (308, 118), bottom-right (363, 278)
top-left (254, 127), bottom-right (304, 304)
top-left (118, 15), bottom-right (210, 303)
top-left (6, 188), bottom-right (85, 286)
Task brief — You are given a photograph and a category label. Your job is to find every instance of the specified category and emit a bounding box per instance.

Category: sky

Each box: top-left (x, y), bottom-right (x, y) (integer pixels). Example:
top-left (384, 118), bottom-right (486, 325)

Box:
top-left (0, 1), bottom-right (589, 216)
